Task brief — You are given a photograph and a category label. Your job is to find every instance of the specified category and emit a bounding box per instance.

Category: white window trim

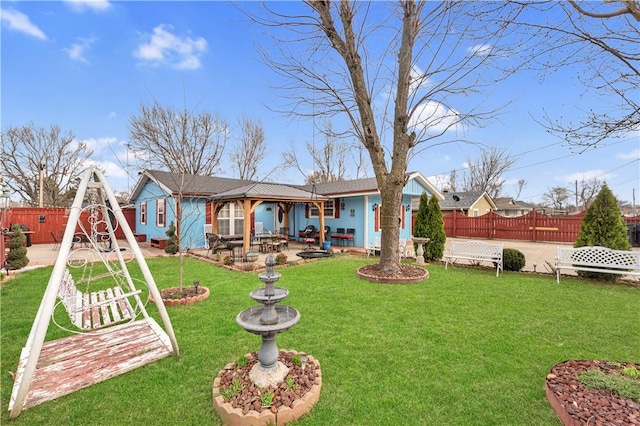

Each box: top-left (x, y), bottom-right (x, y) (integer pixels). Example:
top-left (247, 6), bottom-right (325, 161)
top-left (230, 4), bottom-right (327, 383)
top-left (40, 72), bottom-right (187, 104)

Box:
top-left (140, 201), bottom-right (147, 225)
top-left (310, 200), bottom-right (335, 218)
top-left (157, 199), bottom-right (166, 227)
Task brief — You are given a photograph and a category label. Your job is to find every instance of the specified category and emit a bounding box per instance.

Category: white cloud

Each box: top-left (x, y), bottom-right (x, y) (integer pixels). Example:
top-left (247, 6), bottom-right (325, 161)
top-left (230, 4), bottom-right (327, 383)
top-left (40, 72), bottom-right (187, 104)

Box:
top-left (62, 37), bottom-right (96, 62)
top-left (468, 44), bottom-right (492, 57)
top-left (558, 169), bottom-right (614, 183)
top-left (409, 100), bottom-right (461, 134)
top-left (64, 0), bottom-right (111, 12)
top-left (133, 24), bottom-right (207, 70)
top-left (108, 111), bottom-right (117, 119)
top-left (617, 149), bottom-right (640, 160)
top-left (1, 8), bottom-right (46, 40)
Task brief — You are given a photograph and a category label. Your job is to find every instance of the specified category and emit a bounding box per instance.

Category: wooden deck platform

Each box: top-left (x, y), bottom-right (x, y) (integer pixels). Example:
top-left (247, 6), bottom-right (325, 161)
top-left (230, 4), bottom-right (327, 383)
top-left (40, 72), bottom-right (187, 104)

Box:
top-left (9, 317), bottom-right (173, 413)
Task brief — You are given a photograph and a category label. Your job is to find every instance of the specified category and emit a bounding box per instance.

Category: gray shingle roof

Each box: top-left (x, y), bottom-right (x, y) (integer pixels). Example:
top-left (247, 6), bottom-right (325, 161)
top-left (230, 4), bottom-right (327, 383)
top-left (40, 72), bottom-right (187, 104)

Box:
top-left (146, 170), bottom-right (251, 195)
top-left (299, 177), bottom-right (379, 196)
top-left (439, 191), bottom-right (486, 209)
top-left (130, 170), bottom-right (326, 202)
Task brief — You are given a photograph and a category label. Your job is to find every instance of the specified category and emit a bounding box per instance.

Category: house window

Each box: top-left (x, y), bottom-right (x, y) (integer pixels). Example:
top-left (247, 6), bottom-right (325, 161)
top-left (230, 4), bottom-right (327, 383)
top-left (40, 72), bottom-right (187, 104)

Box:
top-left (217, 202), bottom-right (244, 235)
top-left (157, 199), bottom-right (166, 227)
top-left (473, 209), bottom-right (479, 217)
top-left (140, 202), bottom-right (147, 225)
top-left (309, 200), bottom-right (335, 218)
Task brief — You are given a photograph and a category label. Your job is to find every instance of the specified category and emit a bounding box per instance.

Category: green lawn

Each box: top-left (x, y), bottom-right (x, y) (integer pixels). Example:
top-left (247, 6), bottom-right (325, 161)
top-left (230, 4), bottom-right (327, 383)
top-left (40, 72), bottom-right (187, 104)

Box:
top-left (1, 256), bottom-right (638, 425)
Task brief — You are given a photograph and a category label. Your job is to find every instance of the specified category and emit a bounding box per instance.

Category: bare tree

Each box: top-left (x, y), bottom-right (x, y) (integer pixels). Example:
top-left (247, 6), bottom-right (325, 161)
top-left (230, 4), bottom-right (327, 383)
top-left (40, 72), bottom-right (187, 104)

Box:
top-left (231, 115), bottom-right (266, 180)
top-left (514, 1), bottom-right (639, 147)
top-left (1, 123), bottom-right (92, 206)
top-left (575, 177), bottom-right (604, 210)
top-left (251, 1), bottom-right (525, 272)
top-left (542, 186), bottom-right (571, 210)
top-left (462, 147), bottom-right (516, 199)
top-left (514, 179), bottom-right (526, 200)
top-left (283, 121), bottom-right (350, 184)
top-left (128, 99), bottom-right (227, 175)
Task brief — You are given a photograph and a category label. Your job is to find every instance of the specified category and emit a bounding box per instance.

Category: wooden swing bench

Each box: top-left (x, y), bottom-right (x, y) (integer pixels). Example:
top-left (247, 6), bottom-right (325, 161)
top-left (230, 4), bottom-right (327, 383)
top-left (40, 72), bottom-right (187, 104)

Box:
top-left (9, 317), bottom-right (174, 412)
top-left (10, 270), bottom-right (172, 414)
top-left (58, 268), bottom-right (140, 330)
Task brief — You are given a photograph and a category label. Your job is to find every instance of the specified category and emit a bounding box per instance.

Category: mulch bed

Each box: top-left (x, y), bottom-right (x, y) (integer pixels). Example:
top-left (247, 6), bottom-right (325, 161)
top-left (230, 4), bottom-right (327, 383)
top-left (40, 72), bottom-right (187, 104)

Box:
top-left (546, 360), bottom-right (640, 425)
top-left (215, 351), bottom-right (318, 414)
top-left (160, 286), bottom-right (208, 299)
top-left (357, 264), bottom-right (428, 284)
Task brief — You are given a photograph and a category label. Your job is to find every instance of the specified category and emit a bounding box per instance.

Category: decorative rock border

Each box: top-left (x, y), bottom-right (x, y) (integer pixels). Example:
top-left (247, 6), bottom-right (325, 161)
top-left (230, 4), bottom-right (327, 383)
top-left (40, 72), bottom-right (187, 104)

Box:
top-left (212, 351), bottom-right (322, 426)
top-left (545, 381), bottom-right (579, 426)
top-left (149, 286), bottom-right (210, 306)
top-left (356, 265), bottom-right (428, 284)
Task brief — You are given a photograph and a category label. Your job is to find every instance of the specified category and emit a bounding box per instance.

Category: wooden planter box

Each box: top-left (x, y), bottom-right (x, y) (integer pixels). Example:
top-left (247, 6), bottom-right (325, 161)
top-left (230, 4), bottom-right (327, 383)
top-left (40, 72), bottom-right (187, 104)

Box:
top-left (150, 238), bottom-right (167, 249)
top-left (133, 233), bottom-right (147, 243)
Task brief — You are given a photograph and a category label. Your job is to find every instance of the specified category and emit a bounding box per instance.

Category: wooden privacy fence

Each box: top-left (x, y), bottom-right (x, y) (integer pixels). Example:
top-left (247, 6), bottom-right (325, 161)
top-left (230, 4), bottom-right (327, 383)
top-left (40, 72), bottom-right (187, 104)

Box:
top-left (443, 210), bottom-right (640, 244)
top-left (3, 207), bottom-right (136, 245)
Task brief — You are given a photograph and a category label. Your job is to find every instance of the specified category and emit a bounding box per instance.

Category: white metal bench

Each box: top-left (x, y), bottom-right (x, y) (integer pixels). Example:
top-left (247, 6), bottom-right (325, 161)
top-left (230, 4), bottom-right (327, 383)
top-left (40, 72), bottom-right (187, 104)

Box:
top-left (366, 237), bottom-right (407, 260)
top-left (58, 269), bottom-right (138, 330)
top-left (366, 237), bottom-right (381, 258)
top-left (444, 240), bottom-right (503, 276)
top-left (555, 246), bottom-right (640, 283)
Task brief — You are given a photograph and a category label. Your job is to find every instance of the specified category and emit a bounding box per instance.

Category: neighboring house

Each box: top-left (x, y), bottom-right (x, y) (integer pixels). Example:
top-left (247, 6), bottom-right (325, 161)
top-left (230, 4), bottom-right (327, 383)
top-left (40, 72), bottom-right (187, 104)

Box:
top-left (129, 169), bottom-right (442, 252)
top-left (439, 191), bottom-right (497, 217)
top-left (494, 197), bottom-right (536, 217)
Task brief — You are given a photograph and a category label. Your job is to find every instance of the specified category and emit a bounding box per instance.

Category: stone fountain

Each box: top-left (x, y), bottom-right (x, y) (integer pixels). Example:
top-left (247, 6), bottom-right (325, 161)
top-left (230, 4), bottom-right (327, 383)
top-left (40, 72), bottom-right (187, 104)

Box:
top-left (236, 254), bottom-right (300, 387)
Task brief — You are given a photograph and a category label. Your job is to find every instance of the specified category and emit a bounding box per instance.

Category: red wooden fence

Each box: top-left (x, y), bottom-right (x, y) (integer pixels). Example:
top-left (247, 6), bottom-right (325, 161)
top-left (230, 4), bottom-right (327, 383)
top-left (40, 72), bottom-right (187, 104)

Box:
top-left (2, 207), bottom-right (136, 245)
top-left (442, 210), bottom-right (640, 244)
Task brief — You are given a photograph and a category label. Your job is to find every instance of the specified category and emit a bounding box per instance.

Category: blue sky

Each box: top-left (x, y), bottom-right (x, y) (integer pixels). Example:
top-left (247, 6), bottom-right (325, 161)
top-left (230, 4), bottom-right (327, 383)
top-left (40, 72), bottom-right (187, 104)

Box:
top-left (2, 1), bottom-right (638, 205)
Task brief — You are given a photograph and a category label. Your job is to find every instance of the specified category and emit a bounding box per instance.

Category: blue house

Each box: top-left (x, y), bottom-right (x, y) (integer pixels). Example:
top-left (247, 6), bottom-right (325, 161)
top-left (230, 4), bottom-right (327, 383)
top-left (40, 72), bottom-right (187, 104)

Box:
top-left (294, 172), bottom-right (443, 249)
top-left (129, 170), bottom-right (442, 254)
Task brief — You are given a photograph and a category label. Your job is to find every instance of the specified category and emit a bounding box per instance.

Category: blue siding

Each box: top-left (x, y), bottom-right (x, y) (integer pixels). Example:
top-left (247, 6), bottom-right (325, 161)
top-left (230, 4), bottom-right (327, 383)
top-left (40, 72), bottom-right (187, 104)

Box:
top-left (134, 173), bottom-right (434, 250)
top-left (404, 178), bottom-right (430, 196)
top-left (254, 203), bottom-right (276, 233)
top-left (180, 198), bottom-right (208, 249)
top-left (134, 181), bottom-right (208, 248)
top-left (135, 181), bottom-right (175, 242)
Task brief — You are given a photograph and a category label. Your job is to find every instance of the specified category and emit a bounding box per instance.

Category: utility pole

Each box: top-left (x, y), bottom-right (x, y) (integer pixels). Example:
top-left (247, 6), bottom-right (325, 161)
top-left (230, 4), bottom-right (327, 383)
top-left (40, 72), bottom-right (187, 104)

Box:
top-left (38, 163), bottom-right (45, 208)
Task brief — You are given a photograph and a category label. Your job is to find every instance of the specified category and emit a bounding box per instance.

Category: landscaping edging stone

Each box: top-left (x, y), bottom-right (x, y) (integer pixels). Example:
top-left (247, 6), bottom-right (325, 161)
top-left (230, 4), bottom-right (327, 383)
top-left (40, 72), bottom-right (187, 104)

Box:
top-left (212, 350), bottom-right (322, 426)
top-left (545, 381), bottom-right (579, 426)
top-left (356, 264), bottom-right (429, 284)
top-left (149, 286), bottom-right (210, 306)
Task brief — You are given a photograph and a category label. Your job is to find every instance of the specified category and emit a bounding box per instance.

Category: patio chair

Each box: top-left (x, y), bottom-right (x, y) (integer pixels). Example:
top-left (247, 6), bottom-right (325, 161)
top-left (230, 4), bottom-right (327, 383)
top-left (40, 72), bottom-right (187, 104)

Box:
top-left (278, 227), bottom-right (289, 251)
top-left (342, 228), bottom-right (355, 246)
top-left (302, 225), bottom-right (316, 251)
top-left (331, 227), bottom-right (345, 246)
top-left (206, 233), bottom-right (230, 256)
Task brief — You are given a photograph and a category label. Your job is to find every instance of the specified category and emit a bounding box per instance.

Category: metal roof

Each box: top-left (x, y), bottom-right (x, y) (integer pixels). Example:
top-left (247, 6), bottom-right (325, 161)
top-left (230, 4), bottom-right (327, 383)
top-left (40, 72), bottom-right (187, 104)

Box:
top-left (210, 182), bottom-right (328, 201)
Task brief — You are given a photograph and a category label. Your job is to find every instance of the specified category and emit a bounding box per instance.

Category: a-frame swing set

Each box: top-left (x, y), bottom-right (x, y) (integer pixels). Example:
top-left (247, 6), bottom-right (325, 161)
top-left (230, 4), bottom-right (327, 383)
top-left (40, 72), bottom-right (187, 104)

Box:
top-left (8, 167), bottom-right (179, 418)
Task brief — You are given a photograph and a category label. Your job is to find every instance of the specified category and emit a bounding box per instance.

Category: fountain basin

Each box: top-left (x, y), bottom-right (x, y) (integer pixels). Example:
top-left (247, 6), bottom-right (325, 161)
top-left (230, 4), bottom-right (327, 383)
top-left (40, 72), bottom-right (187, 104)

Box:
top-left (237, 305), bottom-right (300, 335)
top-left (250, 287), bottom-right (289, 304)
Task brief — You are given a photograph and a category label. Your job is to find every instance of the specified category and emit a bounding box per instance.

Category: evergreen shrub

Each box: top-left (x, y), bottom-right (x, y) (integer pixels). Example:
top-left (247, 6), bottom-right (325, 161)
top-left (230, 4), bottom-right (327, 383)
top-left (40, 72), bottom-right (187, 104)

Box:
top-left (6, 224), bottom-right (29, 269)
top-left (503, 248), bottom-right (525, 272)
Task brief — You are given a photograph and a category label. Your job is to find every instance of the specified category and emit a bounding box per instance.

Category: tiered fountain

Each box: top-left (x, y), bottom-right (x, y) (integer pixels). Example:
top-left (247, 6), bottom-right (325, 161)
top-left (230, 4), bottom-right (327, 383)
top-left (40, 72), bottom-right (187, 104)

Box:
top-left (236, 254), bottom-right (300, 386)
